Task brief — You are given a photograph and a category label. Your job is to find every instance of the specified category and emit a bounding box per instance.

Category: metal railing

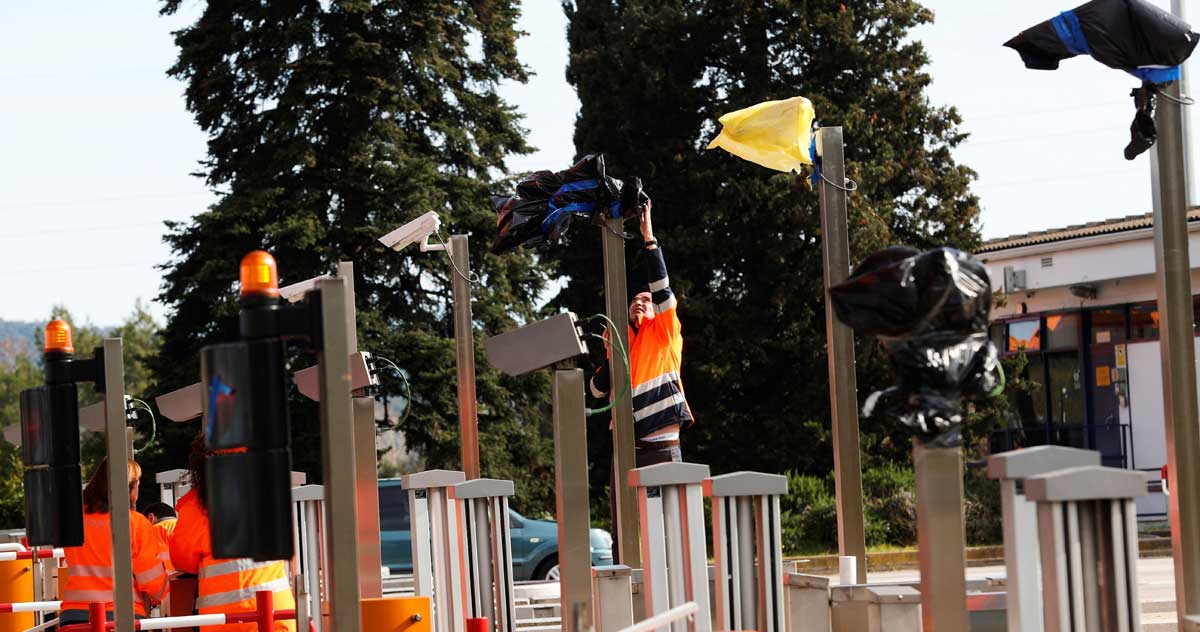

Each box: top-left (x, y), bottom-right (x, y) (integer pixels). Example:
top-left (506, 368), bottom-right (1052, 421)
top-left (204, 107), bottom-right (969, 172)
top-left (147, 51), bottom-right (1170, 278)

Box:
top-left (990, 422), bottom-right (1131, 468)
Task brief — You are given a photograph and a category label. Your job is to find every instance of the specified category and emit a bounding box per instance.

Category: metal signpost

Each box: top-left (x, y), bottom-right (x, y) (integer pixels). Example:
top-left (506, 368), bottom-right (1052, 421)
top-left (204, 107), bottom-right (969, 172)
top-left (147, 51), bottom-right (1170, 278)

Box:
top-left (601, 218), bottom-right (642, 569)
top-left (913, 442), bottom-right (968, 632)
top-left (101, 338), bottom-right (137, 632)
top-left (317, 274), bottom-right (363, 632)
top-left (452, 478), bottom-right (518, 632)
top-left (1151, 5), bottom-right (1200, 622)
top-left (334, 261), bottom-right (384, 600)
top-left (816, 126), bottom-right (868, 583)
top-left (403, 469), bottom-right (468, 632)
top-left (450, 234), bottom-right (481, 480)
top-left (554, 369), bottom-right (596, 632)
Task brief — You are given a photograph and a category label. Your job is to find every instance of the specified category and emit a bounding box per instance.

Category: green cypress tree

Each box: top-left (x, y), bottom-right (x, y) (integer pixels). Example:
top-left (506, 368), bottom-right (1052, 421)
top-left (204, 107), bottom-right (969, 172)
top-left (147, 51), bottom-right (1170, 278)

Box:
top-left (151, 0), bottom-right (557, 512)
top-left (559, 0), bottom-right (982, 477)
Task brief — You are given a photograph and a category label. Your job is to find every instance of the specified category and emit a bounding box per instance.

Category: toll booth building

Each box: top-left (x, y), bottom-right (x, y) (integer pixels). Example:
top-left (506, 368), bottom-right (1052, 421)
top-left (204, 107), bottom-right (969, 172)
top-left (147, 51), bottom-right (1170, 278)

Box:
top-left (979, 209), bottom-right (1200, 520)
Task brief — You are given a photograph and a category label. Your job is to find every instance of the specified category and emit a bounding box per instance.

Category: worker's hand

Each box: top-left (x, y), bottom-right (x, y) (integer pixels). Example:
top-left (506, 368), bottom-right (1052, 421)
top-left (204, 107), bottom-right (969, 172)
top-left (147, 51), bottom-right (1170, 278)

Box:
top-left (640, 201), bottom-right (654, 244)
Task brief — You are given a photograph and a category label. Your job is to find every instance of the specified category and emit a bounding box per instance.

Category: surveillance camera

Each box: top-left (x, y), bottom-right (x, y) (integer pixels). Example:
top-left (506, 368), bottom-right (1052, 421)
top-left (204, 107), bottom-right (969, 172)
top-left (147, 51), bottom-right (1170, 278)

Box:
top-left (378, 211), bottom-right (442, 252)
top-left (155, 383), bottom-right (203, 422)
top-left (280, 274), bottom-right (332, 304)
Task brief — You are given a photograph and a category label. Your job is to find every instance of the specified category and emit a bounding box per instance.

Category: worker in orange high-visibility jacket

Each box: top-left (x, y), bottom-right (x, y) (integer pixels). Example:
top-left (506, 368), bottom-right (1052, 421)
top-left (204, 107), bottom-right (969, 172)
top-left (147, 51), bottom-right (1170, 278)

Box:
top-left (170, 435), bottom-right (296, 632)
top-left (60, 458), bottom-right (169, 625)
top-left (144, 501), bottom-right (178, 572)
top-left (591, 202), bottom-right (694, 561)
top-left (591, 201), bottom-right (694, 464)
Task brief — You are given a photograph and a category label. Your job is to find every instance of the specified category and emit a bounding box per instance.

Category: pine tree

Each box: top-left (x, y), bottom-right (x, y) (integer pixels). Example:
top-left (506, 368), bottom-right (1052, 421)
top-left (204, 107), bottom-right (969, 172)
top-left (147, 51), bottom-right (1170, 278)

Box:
top-left (153, 1), bottom-right (557, 512)
top-left (560, 0), bottom-right (982, 477)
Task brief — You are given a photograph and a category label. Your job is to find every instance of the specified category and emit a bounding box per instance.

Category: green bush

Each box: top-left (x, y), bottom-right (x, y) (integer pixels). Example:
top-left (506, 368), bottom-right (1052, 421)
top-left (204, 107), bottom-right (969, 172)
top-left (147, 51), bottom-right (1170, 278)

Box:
top-left (778, 462), bottom-right (1003, 555)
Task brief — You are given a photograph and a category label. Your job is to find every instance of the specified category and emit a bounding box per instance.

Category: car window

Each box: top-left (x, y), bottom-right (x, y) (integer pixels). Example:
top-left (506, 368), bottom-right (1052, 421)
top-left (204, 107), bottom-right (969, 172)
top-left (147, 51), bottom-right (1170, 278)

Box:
top-left (509, 512), bottom-right (522, 530)
top-left (379, 486), bottom-right (410, 531)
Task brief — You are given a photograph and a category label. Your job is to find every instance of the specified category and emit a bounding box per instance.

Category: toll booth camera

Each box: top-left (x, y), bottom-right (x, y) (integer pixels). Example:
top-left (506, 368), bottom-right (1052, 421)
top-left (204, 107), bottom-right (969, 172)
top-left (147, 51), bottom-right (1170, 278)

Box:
top-left (485, 312), bottom-right (589, 376)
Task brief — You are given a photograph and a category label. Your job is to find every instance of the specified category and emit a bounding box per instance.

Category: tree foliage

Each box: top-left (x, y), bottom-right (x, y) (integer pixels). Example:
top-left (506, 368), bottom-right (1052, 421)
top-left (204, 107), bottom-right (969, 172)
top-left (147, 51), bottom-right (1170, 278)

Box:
top-left (153, 0), bottom-right (558, 513)
top-left (560, 0), bottom-right (981, 486)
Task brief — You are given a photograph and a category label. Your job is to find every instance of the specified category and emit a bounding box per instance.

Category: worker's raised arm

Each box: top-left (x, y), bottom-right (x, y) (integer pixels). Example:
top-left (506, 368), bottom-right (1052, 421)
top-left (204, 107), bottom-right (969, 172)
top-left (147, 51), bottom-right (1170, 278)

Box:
top-left (640, 202), bottom-right (677, 316)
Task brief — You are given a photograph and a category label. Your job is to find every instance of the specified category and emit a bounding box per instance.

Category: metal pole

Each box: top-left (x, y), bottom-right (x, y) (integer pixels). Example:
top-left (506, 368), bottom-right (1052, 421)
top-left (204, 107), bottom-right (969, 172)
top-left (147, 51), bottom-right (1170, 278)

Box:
top-left (601, 218), bottom-right (641, 568)
top-left (102, 338), bottom-right (135, 631)
top-left (336, 261), bottom-right (383, 599)
top-left (913, 443), bottom-right (968, 631)
top-left (317, 275), bottom-right (362, 632)
top-left (817, 126), bottom-right (867, 583)
top-left (553, 369), bottom-right (595, 632)
top-left (450, 235), bottom-right (481, 480)
top-left (1151, 5), bottom-right (1200, 619)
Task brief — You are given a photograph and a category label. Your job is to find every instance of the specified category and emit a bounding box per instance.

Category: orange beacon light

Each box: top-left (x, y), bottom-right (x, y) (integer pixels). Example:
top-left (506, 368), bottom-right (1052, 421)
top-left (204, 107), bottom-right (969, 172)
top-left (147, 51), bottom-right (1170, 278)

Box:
top-left (239, 250), bottom-right (280, 299)
top-left (44, 319), bottom-right (74, 356)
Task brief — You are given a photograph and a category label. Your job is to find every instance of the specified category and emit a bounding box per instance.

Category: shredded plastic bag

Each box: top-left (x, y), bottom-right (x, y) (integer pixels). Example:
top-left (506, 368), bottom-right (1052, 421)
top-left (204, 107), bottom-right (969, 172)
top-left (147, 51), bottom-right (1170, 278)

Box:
top-left (490, 154), bottom-right (650, 255)
top-left (831, 247), bottom-right (1003, 447)
top-left (706, 96), bottom-right (815, 173)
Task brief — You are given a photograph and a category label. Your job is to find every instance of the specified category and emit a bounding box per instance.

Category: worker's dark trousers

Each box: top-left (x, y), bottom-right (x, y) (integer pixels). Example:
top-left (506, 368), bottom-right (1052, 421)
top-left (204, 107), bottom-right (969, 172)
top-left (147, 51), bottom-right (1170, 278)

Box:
top-left (609, 444), bottom-right (681, 565)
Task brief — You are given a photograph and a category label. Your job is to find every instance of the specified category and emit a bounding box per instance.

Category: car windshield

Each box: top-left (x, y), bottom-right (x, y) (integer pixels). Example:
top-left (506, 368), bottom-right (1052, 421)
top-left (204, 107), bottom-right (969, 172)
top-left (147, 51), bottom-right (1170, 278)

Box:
top-left (378, 485), bottom-right (409, 531)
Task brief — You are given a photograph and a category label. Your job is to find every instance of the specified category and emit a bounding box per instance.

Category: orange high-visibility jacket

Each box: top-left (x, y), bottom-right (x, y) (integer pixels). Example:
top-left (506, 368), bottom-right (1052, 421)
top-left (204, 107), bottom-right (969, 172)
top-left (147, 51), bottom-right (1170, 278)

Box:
top-left (152, 517), bottom-right (177, 571)
top-left (62, 511), bottom-right (169, 616)
top-left (591, 245), bottom-right (694, 438)
top-left (170, 489), bottom-right (296, 632)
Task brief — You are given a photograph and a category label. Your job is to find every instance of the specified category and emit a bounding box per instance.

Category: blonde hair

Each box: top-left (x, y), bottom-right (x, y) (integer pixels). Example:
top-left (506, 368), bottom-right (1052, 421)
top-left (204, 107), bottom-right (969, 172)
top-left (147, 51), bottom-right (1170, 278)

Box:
top-left (82, 458), bottom-right (141, 514)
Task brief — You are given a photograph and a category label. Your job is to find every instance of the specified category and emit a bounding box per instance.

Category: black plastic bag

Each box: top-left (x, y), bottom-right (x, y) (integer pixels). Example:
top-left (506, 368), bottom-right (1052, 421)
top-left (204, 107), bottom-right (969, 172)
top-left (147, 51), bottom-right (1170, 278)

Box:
top-left (1004, 0), bottom-right (1199, 159)
top-left (1005, 0), bottom-right (1197, 75)
top-left (490, 154), bottom-right (650, 255)
top-left (831, 247), bottom-right (1002, 447)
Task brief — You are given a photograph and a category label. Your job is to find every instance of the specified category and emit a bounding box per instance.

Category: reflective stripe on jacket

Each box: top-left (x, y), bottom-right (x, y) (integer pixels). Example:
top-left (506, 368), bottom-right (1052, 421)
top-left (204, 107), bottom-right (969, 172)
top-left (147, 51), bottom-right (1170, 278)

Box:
top-left (62, 511), bottom-right (169, 615)
top-left (153, 517), bottom-right (177, 571)
top-left (170, 489), bottom-right (296, 632)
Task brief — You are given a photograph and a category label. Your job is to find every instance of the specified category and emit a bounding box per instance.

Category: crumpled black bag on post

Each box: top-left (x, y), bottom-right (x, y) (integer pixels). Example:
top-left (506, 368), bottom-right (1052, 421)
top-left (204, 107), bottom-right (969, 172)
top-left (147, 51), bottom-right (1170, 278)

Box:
top-left (490, 154), bottom-right (650, 255)
top-left (830, 247), bottom-right (1003, 447)
top-left (1004, 0), bottom-right (1199, 159)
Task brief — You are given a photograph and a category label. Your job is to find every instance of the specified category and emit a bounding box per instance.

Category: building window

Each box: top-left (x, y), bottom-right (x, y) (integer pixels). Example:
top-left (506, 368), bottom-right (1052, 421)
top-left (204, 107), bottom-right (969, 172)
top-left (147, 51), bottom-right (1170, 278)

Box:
top-left (1130, 303), bottom-right (1159, 340)
top-left (1044, 313), bottom-right (1080, 350)
top-left (1008, 354), bottom-right (1047, 427)
top-left (1007, 319), bottom-right (1041, 352)
top-left (1090, 307), bottom-right (1126, 344)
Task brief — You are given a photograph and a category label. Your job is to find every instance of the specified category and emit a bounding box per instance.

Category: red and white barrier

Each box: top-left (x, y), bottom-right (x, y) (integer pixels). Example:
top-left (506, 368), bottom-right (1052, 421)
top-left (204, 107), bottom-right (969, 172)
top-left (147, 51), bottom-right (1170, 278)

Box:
top-left (0, 549), bottom-right (63, 562)
top-left (0, 600), bottom-right (60, 613)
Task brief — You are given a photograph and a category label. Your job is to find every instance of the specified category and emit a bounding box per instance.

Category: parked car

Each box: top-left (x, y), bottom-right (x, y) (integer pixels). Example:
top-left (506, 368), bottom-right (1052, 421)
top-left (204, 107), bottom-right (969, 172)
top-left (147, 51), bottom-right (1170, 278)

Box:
top-left (378, 478), bottom-right (613, 580)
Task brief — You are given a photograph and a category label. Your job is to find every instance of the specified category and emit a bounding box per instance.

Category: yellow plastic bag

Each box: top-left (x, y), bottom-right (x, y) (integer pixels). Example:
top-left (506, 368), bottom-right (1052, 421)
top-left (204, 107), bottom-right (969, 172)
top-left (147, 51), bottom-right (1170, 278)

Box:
top-left (706, 96), bottom-right (815, 172)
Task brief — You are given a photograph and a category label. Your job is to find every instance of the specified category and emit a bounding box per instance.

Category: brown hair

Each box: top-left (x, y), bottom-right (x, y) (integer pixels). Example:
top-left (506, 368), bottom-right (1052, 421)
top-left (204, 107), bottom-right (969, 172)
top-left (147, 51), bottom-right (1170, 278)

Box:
top-left (82, 458), bottom-right (142, 514)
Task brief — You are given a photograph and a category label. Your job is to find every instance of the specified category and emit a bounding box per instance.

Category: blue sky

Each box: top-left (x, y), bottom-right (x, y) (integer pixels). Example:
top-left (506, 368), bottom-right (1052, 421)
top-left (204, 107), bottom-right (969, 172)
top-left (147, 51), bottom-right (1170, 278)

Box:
top-left (0, 0), bottom-right (1195, 324)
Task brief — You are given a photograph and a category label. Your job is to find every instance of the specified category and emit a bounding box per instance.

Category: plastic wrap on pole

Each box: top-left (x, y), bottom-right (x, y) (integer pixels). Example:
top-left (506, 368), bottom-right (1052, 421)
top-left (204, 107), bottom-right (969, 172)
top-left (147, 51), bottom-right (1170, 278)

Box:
top-left (490, 154), bottom-right (649, 254)
top-left (830, 247), bottom-right (1002, 447)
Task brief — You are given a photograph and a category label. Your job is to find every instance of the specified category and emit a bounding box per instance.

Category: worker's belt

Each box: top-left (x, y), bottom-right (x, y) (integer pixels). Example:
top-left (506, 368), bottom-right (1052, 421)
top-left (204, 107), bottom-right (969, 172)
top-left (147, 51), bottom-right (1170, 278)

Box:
top-left (636, 439), bottom-right (680, 451)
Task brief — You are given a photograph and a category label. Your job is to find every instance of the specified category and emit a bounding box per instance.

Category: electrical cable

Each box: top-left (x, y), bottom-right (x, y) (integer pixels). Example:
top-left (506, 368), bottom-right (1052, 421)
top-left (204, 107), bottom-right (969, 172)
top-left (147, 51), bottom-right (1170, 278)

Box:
top-left (818, 171), bottom-right (859, 192)
top-left (130, 398), bottom-right (156, 454)
top-left (583, 313), bottom-right (633, 416)
top-left (1158, 90), bottom-right (1195, 106)
top-left (430, 229), bottom-right (481, 284)
top-left (372, 355), bottom-right (413, 428)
